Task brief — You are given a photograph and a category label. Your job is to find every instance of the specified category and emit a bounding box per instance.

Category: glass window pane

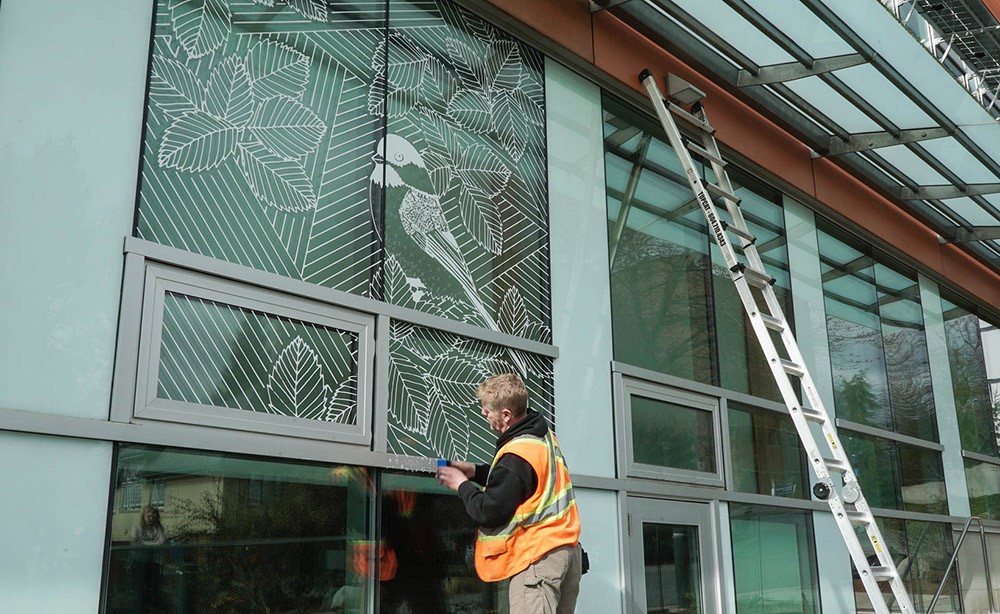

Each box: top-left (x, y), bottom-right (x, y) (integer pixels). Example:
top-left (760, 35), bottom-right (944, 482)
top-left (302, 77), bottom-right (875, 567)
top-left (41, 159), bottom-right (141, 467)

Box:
top-left (376, 0), bottom-right (551, 341)
top-left (604, 98), bottom-right (716, 385)
top-left (631, 395), bottom-right (716, 473)
top-left (943, 293), bottom-right (1000, 457)
top-left (157, 292), bottom-right (359, 425)
top-left (713, 169), bottom-right (793, 403)
top-left (875, 264), bottom-right (936, 441)
top-left (136, 1), bottom-right (386, 294)
top-left (818, 226), bottom-right (892, 431)
top-left (106, 445), bottom-right (371, 613)
top-left (642, 523), bottom-right (703, 614)
top-left (965, 459), bottom-right (1000, 520)
top-left (387, 321), bottom-right (554, 463)
top-left (897, 442), bottom-right (947, 515)
top-left (730, 504), bottom-right (820, 614)
top-left (843, 431), bottom-right (899, 510)
top-left (728, 403), bottom-right (807, 499)
top-left (379, 473), bottom-right (498, 613)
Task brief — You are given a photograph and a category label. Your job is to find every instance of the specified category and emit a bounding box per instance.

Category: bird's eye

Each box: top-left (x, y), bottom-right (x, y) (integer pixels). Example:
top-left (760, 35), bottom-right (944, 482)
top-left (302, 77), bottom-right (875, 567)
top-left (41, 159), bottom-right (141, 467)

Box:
top-left (393, 153), bottom-right (404, 162)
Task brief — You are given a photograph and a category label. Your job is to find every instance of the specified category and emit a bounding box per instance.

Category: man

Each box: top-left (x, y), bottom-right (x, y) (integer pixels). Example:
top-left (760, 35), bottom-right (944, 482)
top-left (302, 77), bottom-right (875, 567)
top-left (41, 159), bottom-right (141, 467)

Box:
top-left (436, 373), bottom-right (583, 614)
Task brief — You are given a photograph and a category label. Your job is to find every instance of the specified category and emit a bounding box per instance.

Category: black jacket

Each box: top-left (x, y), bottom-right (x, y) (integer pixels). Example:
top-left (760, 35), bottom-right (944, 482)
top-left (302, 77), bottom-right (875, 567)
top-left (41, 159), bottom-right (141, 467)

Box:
top-left (457, 410), bottom-right (547, 529)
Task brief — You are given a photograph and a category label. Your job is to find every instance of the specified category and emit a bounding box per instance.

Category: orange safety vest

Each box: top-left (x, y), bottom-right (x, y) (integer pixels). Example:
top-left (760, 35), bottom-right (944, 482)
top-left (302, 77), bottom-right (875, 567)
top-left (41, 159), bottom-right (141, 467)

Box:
top-left (474, 431), bottom-right (580, 582)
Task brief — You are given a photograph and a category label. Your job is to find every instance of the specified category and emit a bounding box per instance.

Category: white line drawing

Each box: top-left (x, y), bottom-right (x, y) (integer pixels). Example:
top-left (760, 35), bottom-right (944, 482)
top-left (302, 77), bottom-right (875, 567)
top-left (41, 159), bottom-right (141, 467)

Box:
top-left (267, 336), bottom-right (331, 420)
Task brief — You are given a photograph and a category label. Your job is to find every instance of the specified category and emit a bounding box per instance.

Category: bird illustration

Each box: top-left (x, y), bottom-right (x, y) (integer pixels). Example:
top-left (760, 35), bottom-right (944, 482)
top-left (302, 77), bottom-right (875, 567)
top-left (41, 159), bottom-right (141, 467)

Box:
top-left (370, 134), bottom-right (526, 375)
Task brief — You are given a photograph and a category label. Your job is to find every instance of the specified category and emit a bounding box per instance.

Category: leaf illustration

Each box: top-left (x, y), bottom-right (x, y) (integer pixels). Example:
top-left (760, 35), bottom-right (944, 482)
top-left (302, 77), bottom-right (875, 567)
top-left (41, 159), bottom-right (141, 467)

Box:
top-left (368, 73), bottom-right (386, 117)
top-left (384, 255), bottom-right (422, 307)
top-left (427, 385), bottom-right (470, 460)
top-left (486, 40), bottom-right (521, 91)
top-left (386, 33), bottom-right (428, 92)
top-left (388, 349), bottom-right (432, 435)
top-left (420, 56), bottom-right (457, 113)
top-left (464, 17), bottom-right (496, 46)
top-left (159, 110), bottom-right (239, 172)
top-left (205, 56), bottom-right (254, 127)
top-left (325, 375), bottom-right (357, 424)
top-left (514, 87), bottom-right (545, 127)
top-left (251, 0), bottom-right (275, 5)
top-left (267, 336), bottom-right (329, 420)
top-left (445, 38), bottom-right (487, 92)
top-left (236, 139), bottom-right (317, 211)
top-left (524, 321), bottom-right (552, 344)
top-left (457, 143), bottom-right (511, 197)
top-left (247, 95), bottom-right (326, 160)
top-left (287, 0), bottom-right (327, 22)
top-left (428, 350), bottom-right (490, 409)
top-left (458, 185), bottom-right (502, 255)
top-left (492, 90), bottom-right (528, 161)
top-left (447, 90), bottom-right (492, 134)
top-left (149, 55), bottom-right (204, 119)
top-left (418, 111), bottom-right (460, 163)
top-left (422, 150), bottom-right (452, 198)
top-left (169, 0), bottom-right (231, 60)
top-left (247, 38), bottom-right (310, 101)
top-left (499, 287), bottom-right (528, 337)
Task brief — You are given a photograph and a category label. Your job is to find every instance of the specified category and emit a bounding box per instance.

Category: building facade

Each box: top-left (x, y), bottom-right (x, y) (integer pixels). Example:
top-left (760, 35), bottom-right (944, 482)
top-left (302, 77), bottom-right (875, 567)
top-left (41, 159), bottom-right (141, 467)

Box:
top-left (1, 0), bottom-right (999, 613)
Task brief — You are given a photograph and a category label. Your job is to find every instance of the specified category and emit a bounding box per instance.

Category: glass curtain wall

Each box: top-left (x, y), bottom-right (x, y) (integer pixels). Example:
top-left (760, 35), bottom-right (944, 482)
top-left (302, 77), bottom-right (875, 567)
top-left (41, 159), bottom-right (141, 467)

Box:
top-left (816, 221), bottom-right (946, 515)
top-left (941, 291), bottom-right (1000, 519)
top-left (729, 504), bottom-right (820, 614)
top-left (602, 96), bottom-right (791, 399)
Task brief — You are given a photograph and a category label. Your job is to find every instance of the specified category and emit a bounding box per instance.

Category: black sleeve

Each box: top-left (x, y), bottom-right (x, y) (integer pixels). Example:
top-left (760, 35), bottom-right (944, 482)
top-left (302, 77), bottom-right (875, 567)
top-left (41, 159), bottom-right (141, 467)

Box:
top-left (457, 454), bottom-right (537, 529)
top-left (472, 463), bottom-right (490, 486)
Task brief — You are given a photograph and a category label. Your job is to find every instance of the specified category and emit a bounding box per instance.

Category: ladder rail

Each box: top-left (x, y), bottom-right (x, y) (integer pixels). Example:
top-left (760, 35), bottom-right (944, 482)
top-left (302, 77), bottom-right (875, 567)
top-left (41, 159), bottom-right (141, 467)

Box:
top-left (639, 69), bottom-right (917, 614)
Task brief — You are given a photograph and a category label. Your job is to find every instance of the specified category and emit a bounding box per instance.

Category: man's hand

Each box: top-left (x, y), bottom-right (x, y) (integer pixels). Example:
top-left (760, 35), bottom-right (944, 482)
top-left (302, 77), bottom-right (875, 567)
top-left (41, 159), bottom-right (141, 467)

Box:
top-left (448, 461), bottom-right (476, 480)
top-left (436, 466), bottom-right (469, 492)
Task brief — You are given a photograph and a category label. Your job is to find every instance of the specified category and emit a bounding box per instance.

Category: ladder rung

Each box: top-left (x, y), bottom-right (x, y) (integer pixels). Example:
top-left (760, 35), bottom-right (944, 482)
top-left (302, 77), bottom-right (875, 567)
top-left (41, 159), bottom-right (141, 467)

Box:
top-left (721, 220), bottom-right (755, 244)
top-left (758, 312), bottom-right (785, 332)
top-left (780, 359), bottom-right (805, 377)
top-left (705, 182), bottom-right (741, 206)
top-left (686, 141), bottom-right (726, 167)
top-left (823, 457), bottom-right (850, 473)
top-left (668, 101), bottom-right (715, 134)
top-left (845, 510), bottom-right (872, 526)
top-left (799, 405), bottom-right (827, 423)
top-left (731, 263), bottom-right (776, 288)
top-left (869, 566), bottom-right (896, 581)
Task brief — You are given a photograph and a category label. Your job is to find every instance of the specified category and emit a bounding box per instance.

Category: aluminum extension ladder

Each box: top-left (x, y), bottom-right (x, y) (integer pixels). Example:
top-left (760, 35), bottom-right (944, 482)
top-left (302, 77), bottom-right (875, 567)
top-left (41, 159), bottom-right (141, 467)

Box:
top-left (638, 69), bottom-right (916, 614)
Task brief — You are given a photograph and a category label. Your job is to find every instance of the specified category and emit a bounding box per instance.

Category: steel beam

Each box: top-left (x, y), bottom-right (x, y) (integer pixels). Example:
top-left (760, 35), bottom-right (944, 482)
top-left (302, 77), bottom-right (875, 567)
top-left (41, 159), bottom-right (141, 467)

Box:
top-left (815, 127), bottom-right (952, 156)
top-left (939, 226), bottom-right (1000, 243)
top-left (736, 54), bottom-right (869, 86)
top-left (899, 183), bottom-right (1000, 200)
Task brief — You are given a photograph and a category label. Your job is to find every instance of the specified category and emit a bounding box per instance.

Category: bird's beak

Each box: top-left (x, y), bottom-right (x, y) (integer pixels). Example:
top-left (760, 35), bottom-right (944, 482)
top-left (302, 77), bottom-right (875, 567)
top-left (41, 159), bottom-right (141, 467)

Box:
top-left (372, 153), bottom-right (384, 165)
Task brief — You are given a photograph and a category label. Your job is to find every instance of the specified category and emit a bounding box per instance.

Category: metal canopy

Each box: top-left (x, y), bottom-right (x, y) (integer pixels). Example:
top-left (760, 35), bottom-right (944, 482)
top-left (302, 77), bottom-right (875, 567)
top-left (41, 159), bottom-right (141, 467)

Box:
top-left (594, 0), bottom-right (1000, 275)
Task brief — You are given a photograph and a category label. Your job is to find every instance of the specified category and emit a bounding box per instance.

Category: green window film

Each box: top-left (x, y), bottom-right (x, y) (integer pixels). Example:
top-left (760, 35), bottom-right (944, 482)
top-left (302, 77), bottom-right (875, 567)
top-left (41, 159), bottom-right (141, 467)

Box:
top-left (604, 98), bottom-right (715, 386)
top-left (642, 523), bottom-right (703, 614)
top-left (137, 0), bottom-right (551, 342)
top-left (387, 320), bottom-right (553, 463)
top-left (375, 0), bottom-right (551, 342)
top-left (853, 519), bottom-right (959, 613)
top-left (157, 292), bottom-right (359, 425)
top-left (942, 292), bottom-right (1000, 458)
top-left (728, 403), bottom-right (807, 499)
top-left (818, 222), bottom-right (937, 440)
top-left (842, 431), bottom-right (947, 514)
top-left (730, 504), bottom-right (820, 614)
top-left (105, 445), bottom-right (372, 613)
top-left (379, 472), bottom-right (499, 613)
top-left (965, 458), bottom-right (1000, 520)
top-left (630, 395), bottom-right (716, 473)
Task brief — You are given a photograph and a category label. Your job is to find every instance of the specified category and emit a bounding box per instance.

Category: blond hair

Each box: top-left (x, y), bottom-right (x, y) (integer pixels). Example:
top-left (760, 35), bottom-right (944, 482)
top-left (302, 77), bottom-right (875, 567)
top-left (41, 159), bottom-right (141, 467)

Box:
top-left (476, 373), bottom-right (528, 417)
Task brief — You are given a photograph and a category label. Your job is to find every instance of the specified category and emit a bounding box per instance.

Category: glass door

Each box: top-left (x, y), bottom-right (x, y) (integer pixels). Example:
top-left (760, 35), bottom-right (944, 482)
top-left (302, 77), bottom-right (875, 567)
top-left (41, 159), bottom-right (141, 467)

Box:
top-left (628, 498), bottom-right (720, 614)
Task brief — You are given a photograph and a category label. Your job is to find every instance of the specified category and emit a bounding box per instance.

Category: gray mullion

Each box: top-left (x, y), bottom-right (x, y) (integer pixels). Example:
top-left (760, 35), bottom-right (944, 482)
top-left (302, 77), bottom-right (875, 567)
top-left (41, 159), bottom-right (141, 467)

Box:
top-left (836, 418), bottom-right (945, 451)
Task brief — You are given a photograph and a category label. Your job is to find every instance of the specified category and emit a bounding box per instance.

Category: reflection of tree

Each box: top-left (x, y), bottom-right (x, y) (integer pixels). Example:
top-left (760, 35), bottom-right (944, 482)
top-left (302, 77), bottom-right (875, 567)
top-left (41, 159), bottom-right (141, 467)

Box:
top-left (882, 326), bottom-right (936, 440)
top-left (172, 478), bottom-right (354, 612)
top-left (611, 225), bottom-right (715, 384)
top-left (944, 312), bottom-right (998, 456)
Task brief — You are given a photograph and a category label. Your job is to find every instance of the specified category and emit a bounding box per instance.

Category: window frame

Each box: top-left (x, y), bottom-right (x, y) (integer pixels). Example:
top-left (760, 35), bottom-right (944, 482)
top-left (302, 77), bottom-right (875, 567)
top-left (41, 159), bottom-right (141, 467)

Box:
top-left (133, 263), bottom-right (376, 444)
top-left (614, 371), bottom-right (725, 487)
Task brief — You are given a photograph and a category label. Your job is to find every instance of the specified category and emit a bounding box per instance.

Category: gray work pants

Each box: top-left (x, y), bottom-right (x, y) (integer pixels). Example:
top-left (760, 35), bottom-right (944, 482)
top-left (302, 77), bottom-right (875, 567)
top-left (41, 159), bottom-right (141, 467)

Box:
top-left (507, 544), bottom-right (583, 614)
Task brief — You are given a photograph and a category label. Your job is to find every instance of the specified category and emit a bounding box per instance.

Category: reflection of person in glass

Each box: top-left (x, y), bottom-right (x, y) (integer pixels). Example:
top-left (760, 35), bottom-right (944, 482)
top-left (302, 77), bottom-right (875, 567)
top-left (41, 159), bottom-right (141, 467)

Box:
top-left (130, 505), bottom-right (166, 612)
top-left (437, 373), bottom-right (583, 613)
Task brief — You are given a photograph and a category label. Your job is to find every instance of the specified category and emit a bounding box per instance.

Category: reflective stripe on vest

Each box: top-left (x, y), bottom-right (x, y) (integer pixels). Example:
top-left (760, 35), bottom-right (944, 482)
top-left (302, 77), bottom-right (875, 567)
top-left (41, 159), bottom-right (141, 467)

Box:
top-left (474, 430), bottom-right (581, 581)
